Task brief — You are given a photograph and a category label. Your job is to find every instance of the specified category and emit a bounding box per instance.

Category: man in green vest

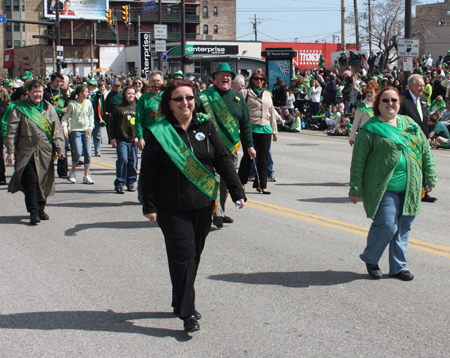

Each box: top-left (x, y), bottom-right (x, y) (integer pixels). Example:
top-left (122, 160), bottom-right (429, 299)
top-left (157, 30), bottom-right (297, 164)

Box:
top-left (5, 80), bottom-right (65, 225)
top-left (196, 62), bottom-right (255, 228)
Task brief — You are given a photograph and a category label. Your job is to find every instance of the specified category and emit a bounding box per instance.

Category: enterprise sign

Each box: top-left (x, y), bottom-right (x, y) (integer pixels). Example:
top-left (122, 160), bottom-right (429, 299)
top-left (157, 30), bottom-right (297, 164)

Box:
top-left (140, 32), bottom-right (152, 77)
top-left (186, 45), bottom-right (239, 55)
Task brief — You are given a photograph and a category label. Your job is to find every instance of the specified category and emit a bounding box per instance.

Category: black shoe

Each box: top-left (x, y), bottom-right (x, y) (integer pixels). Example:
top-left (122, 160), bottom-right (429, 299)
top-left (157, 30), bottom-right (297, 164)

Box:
top-left (30, 214), bottom-right (41, 225)
top-left (222, 215), bottom-right (234, 224)
top-left (183, 315), bottom-right (200, 332)
top-left (0, 180), bottom-right (7, 185)
top-left (212, 215), bottom-right (223, 228)
top-left (174, 309), bottom-right (201, 320)
top-left (366, 263), bottom-right (382, 279)
top-left (390, 270), bottom-right (414, 281)
top-left (422, 193), bottom-right (437, 203)
top-left (38, 210), bottom-right (50, 220)
top-left (115, 187), bottom-right (125, 194)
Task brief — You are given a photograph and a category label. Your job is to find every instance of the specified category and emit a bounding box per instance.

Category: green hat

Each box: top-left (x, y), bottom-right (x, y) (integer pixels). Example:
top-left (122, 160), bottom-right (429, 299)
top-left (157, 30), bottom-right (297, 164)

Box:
top-left (87, 79), bottom-right (98, 87)
top-left (173, 71), bottom-right (185, 79)
top-left (23, 71), bottom-right (33, 80)
top-left (43, 77), bottom-right (49, 82)
top-left (4, 81), bottom-right (13, 88)
top-left (212, 62), bottom-right (236, 80)
top-left (163, 74), bottom-right (169, 79)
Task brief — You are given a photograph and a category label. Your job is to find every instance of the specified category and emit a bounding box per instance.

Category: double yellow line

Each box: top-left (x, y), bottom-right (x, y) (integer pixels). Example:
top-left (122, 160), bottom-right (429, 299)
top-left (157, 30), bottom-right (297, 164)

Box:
top-left (244, 199), bottom-right (450, 259)
top-left (89, 160), bottom-right (450, 259)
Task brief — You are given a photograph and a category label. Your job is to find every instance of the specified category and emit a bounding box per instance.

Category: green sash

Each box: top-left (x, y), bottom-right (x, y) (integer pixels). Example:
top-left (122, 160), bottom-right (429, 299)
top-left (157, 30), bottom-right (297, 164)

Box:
top-left (14, 101), bottom-right (54, 146)
top-left (198, 87), bottom-right (241, 154)
top-left (149, 117), bottom-right (219, 200)
top-left (356, 102), bottom-right (374, 118)
top-left (362, 116), bottom-right (423, 168)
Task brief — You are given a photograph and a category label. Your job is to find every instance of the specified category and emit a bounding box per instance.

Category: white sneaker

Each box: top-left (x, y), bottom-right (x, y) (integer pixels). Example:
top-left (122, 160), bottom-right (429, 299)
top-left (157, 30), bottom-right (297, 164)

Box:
top-left (82, 175), bottom-right (95, 184)
top-left (68, 170), bottom-right (76, 183)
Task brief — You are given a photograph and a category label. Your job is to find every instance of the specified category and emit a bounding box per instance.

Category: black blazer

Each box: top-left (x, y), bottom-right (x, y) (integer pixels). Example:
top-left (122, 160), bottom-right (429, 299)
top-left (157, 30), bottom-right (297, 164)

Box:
top-left (399, 91), bottom-right (429, 138)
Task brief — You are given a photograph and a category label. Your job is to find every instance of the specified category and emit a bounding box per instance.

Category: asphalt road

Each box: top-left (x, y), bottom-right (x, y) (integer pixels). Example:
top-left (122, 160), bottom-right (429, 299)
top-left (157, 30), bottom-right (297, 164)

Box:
top-left (1, 129), bottom-right (449, 357)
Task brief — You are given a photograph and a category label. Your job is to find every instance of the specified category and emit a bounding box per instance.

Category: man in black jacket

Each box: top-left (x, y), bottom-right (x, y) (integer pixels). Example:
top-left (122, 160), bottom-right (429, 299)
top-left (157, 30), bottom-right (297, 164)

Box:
top-left (399, 74), bottom-right (436, 202)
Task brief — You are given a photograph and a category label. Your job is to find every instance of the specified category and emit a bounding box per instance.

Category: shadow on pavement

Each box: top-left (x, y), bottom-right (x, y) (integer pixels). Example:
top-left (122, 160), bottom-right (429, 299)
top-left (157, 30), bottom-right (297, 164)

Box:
top-left (0, 310), bottom-right (192, 341)
top-left (276, 182), bottom-right (348, 187)
top-left (297, 197), bottom-right (350, 204)
top-left (208, 270), bottom-right (367, 287)
top-left (47, 201), bottom-right (139, 208)
top-left (64, 220), bottom-right (157, 236)
top-left (0, 216), bottom-right (32, 225)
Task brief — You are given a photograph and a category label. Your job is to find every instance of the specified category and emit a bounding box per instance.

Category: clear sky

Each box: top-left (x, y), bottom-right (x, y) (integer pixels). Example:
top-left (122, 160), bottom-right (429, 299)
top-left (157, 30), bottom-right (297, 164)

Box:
top-left (236, 0), bottom-right (425, 44)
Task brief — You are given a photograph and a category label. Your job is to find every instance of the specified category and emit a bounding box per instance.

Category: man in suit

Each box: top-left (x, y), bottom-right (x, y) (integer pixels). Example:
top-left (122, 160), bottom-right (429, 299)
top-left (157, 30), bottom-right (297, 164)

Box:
top-left (399, 74), bottom-right (436, 202)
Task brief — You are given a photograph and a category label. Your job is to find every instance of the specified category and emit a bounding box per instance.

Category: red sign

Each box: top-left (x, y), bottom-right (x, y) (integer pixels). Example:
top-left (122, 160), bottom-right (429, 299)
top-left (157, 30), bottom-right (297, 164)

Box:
top-left (262, 42), bottom-right (357, 70)
top-left (3, 48), bottom-right (14, 69)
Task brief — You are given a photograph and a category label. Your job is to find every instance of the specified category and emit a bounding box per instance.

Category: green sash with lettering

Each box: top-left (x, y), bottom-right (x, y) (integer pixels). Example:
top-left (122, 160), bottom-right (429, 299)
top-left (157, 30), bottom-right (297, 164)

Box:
top-left (149, 117), bottom-right (219, 200)
top-left (356, 102), bottom-right (374, 119)
top-left (14, 101), bottom-right (54, 146)
top-left (198, 87), bottom-right (241, 154)
top-left (362, 116), bottom-right (423, 168)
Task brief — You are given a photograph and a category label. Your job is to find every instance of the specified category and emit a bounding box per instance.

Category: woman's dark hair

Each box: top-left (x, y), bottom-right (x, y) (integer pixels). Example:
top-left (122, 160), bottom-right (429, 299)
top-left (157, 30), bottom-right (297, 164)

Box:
top-left (247, 69), bottom-right (267, 89)
top-left (372, 86), bottom-right (402, 116)
top-left (69, 84), bottom-right (87, 100)
top-left (159, 80), bottom-right (197, 118)
top-left (11, 87), bottom-right (28, 101)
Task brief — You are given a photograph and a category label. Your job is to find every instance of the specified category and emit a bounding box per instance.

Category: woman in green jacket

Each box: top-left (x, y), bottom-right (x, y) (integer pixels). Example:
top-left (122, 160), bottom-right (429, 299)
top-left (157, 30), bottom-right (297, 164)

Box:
top-left (349, 86), bottom-right (437, 281)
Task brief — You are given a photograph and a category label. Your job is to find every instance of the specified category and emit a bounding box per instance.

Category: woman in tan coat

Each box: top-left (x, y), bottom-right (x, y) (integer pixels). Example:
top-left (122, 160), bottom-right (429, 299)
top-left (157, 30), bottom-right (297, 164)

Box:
top-left (238, 70), bottom-right (278, 194)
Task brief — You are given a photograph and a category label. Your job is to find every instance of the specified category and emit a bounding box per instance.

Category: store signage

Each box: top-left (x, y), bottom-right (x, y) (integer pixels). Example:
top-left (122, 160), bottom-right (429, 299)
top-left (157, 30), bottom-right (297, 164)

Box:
top-left (185, 45), bottom-right (239, 55)
top-left (140, 32), bottom-right (152, 77)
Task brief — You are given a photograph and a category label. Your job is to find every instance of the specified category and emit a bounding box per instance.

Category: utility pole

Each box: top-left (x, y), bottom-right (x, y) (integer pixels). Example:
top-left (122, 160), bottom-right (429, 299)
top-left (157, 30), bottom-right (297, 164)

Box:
top-left (254, 14), bottom-right (257, 41)
top-left (353, 0), bottom-right (360, 50)
top-left (181, 0), bottom-right (186, 74)
top-left (56, 0), bottom-right (61, 73)
top-left (404, 0), bottom-right (412, 88)
top-left (158, 0), bottom-right (162, 70)
top-left (368, 0), bottom-right (372, 54)
top-left (341, 0), bottom-right (346, 51)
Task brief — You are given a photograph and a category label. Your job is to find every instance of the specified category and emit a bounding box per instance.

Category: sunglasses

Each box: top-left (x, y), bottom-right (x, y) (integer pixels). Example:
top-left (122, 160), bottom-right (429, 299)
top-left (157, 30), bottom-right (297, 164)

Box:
top-left (381, 98), bottom-right (398, 103)
top-left (134, 82), bottom-right (143, 86)
top-left (253, 77), bottom-right (265, 81)
top-left (171, 96), bottom-right (195, 102)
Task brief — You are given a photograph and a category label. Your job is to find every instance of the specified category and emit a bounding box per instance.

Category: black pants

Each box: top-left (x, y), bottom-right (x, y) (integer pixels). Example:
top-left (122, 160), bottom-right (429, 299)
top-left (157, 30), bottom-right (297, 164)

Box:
top-left (238, 132), bottom-right (272, 190)
top-left (21, 161), bottom-right (46, 215)
top-left (157, 205), bottom-right (214, 319)
top-left (0, 135), bottom-right (6, 182)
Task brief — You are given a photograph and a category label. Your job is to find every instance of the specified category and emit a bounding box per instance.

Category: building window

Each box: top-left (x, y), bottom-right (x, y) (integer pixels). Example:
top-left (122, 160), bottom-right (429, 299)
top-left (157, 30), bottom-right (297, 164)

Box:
top-left (203, 6), bottom-right (208, 18)
top-left (214, 25), bottom-right (218, 33)
top-left (22, 0), bottom-right (25, 11)
top-left (22, 40), bottom-right (26, 47)
top-left (5, 1), bottom-right (11, 11)
top-left (6, 23), bottom-right (11, 32)
top-left (203, 24), bottom-right (208, 34)
top-left (167, 6), bottom-right (172, 16)
top-left (214, 7), bottom-right (218, 15)
top-left (22, 24), bottom-right (25, 31)
top-left (173, 25), bottom-right (178, 32)
top-left (7, 40), bottom-right (12, 48)
top-left (13, 0), bottom-right (19, 11)
top-left (14, 23), bottom-right (20, 31)
top-left (14, 40), bottom-right (20, 47)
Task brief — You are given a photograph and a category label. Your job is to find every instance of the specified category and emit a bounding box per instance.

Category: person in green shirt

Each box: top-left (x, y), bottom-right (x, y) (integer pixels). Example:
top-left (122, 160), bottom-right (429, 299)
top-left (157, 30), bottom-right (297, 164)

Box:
top-left (428, 113), bottom-right (450, 144)
top-left (135, 70), bottom-right (164, 151)
top-left (423, 76), bottom-right (433, 105)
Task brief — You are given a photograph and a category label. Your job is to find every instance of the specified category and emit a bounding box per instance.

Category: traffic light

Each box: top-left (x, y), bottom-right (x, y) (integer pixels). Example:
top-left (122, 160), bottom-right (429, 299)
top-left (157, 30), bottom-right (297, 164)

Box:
top-left (121, 5), bottom-right (129, 23)
top-left (105, 9), bottom-right (112, 25)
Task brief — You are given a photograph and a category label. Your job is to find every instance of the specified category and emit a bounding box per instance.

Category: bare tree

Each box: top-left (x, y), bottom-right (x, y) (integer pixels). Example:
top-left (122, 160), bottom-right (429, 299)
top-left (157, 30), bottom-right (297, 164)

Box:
top-left (347, 0), bottom-right (421, 66)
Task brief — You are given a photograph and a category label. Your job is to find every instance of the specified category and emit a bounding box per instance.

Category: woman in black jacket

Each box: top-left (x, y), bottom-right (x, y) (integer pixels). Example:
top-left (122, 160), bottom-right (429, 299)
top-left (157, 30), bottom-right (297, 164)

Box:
top-left (109, 86), bottom-right (138, 194)
top-left (272, 77), bottom-right (287, 108)
top-left (140, 80), bottom-right (245, 332)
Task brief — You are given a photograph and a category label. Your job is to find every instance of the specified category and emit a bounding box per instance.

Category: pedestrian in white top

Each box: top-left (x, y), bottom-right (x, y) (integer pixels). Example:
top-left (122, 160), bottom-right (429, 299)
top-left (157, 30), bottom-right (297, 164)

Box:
top-left (62, 84), bottom-right (95, 184)
top-left (286, 89), bottom-right (296, 115)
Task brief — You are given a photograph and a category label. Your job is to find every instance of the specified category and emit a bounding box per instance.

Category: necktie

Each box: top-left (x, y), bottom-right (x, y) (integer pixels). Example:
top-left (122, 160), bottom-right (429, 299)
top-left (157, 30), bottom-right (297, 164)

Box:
top-left (416, 98), bottom-right (423, 122)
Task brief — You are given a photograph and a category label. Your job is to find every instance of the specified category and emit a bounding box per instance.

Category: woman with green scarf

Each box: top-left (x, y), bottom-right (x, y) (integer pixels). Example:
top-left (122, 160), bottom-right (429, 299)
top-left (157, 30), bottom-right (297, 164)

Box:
top-left (238, 70), bottom-right (278, 194)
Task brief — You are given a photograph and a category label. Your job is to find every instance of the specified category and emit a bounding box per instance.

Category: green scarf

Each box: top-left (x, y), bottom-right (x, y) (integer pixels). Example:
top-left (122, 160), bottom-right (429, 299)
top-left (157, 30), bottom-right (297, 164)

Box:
top-left (356, 101), bottom-right (374, 118)
top-left (198, 87), bottom-right (241, 154)
top-left (15, 101), bottom-right (53, 145)
top-left (361, 116), bottom-right (423, 169)
top-left (149, 117), bottom-right (219, 200)
top-left (33, 100), bottom-right (45, 113)
top-left (252, 87), bottom-right (265, 100)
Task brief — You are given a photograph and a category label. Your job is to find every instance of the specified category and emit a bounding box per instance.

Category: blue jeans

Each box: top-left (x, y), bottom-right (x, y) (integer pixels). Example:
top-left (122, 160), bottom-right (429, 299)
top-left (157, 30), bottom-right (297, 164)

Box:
top-left (114, 139), bottom-right (138, 188)
top-left (69, 131), bottom-right (91, 166)
top-left (360, 190), bottom-right (415, 275)
top-left (92, 120), bottom-right (103, 155)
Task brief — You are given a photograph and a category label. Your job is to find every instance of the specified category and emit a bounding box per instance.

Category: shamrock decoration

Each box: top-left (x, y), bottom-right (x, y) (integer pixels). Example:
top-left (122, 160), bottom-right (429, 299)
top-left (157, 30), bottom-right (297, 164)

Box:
top-left (235, 96), bottom-right (240, 103)
top-left (406, 123), bottom-right (420, 135)
top-left (197, 113), bottom-right (211, 124)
